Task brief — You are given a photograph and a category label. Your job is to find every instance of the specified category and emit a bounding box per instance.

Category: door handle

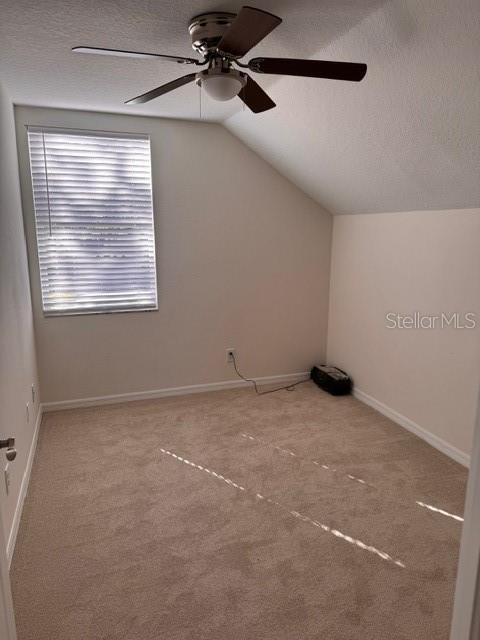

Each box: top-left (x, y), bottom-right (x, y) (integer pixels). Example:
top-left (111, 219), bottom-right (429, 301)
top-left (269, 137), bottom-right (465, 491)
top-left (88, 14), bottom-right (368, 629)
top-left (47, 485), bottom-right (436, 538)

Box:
top-left (0, 437), bottom-right (17, 461)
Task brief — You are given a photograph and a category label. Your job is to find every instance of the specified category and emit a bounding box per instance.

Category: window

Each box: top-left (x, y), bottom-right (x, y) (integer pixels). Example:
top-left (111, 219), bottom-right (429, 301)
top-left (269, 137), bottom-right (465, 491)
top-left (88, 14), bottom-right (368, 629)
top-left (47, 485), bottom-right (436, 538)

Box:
top-left (27, 127), bottom-right (157, 315)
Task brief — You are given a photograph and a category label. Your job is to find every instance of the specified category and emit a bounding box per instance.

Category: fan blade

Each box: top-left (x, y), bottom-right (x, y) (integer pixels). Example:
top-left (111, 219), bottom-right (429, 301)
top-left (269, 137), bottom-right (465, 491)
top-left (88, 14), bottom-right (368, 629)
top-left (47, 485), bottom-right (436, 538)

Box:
top-left (238, 75), bottom-right (275, 113)
top-left (125, 73), bottom-right (197, 105)
top-left (217, 6), bottom-right (282, 58)
top-left (248, 57), bottom-right (367, 81)
top-left (72, 46), bottom-right (201, 65)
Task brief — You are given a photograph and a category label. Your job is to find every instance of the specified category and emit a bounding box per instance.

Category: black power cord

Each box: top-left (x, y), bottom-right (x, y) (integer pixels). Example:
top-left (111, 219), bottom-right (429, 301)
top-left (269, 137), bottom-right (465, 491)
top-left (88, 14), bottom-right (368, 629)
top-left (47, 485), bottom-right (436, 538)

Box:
top-left (230, 352), bottom-right (309, 396)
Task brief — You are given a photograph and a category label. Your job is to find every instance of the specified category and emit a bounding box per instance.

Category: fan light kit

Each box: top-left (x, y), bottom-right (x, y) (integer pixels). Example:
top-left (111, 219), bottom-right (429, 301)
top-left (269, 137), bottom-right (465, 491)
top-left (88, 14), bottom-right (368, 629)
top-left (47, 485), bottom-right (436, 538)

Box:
top-left (72, 6), bottom-right (367, 114)
top-left (196, 60), bottom-right (247, 101)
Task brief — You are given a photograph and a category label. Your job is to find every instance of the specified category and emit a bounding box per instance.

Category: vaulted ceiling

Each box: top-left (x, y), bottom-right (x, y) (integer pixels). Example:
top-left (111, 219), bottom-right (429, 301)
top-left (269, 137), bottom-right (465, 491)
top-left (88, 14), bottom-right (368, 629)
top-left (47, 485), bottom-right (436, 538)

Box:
top-left (1, 0), bottom-right (479, 214)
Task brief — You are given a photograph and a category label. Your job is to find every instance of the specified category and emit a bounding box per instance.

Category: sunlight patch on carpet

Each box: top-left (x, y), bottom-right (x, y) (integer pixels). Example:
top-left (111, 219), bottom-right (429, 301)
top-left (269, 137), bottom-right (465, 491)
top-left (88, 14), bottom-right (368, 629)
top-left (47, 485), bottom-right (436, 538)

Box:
top-left (159, 446), bottom-right (406, 569)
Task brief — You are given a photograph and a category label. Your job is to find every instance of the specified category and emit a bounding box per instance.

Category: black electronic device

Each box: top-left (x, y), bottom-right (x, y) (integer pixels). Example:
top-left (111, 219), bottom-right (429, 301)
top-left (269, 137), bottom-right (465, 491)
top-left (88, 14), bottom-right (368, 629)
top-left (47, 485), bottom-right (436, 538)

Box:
top-left (311, 365), bottom-right (352, 396)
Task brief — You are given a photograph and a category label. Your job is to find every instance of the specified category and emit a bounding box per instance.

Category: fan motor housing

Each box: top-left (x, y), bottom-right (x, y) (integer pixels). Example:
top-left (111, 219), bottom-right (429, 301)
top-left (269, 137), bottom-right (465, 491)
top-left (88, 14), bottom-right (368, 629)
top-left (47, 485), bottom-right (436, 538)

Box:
top-left (188, 12), bottom-right (237, 56)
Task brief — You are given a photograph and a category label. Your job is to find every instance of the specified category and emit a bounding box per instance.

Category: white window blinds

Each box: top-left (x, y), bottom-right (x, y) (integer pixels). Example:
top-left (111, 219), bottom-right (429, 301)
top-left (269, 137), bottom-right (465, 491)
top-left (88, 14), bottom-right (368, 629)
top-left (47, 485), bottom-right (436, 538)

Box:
top-left (27, 127), bottom-right (158, 315)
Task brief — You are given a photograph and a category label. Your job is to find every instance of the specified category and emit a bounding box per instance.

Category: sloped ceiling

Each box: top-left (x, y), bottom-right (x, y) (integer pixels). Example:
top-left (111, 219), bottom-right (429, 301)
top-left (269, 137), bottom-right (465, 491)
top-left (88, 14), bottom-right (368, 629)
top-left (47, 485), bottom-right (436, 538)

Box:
top-left (225, 0), bottom-right (480, 214)
top-left (0, 0), bottom-right (479, 214)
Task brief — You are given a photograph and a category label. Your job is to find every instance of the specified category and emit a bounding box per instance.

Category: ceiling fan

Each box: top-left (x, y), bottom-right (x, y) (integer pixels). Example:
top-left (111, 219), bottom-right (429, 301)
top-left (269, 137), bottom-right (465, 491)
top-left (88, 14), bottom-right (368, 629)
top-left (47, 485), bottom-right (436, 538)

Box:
top-left (72, 6), bottom-right (367, 114)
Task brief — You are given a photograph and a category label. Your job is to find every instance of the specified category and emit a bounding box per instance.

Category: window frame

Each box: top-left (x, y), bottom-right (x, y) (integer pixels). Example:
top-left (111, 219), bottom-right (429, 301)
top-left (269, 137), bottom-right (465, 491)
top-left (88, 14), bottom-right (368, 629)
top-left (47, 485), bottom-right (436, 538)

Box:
top-left (26, 125), bottom-right (159, 318)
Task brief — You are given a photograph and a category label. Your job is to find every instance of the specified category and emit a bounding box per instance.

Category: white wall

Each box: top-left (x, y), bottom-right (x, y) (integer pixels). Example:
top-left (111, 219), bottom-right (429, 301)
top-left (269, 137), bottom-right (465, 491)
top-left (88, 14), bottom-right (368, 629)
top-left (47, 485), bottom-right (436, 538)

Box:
top-left (15, 106), bottom-right (332, 404)
top-left (327, 209), bottom-right (480, 458)
top-left (0, 83), bottom-right (40, 550)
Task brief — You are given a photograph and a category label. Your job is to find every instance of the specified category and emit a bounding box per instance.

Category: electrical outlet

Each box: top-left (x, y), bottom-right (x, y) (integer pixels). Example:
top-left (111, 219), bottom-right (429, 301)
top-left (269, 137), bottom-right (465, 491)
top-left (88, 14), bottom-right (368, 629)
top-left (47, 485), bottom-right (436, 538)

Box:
top-left (31, 384), bottom-right (36, 404)
top-left (4, 464), bottom-right (10, 495)
top-left (26, 402), bottom-right (30, 423)
top-left (226, 348), bottom-right (236, 363)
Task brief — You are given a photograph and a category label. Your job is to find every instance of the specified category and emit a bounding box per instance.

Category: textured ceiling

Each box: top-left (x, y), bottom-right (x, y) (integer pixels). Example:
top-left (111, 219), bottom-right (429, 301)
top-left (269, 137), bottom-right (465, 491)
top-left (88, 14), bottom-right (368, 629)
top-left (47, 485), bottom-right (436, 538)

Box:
top-left (0, 0), bottom-right (381, 121)
top-left (1, 0), bottom-right (479, 213)
top-left (225, 0), bottom-right (480, 214)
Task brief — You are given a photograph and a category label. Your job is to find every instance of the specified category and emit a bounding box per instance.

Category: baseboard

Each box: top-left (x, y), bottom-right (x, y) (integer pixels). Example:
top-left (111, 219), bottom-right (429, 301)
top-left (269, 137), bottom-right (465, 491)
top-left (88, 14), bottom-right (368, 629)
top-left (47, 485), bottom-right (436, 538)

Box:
top-left (353, 388), bottom-right (470, 468)
top-left (42, 372), bottom-right (311, 412)
top-left (7, 403), bottom-right (43, 567)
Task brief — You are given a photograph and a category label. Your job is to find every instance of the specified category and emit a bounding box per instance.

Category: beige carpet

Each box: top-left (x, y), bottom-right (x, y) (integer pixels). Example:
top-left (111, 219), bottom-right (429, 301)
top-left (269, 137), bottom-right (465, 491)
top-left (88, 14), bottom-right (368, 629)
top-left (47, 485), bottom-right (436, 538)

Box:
top-left (11, 383), bottom-right (467, 640)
